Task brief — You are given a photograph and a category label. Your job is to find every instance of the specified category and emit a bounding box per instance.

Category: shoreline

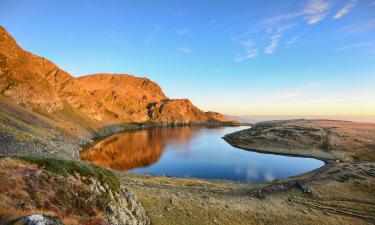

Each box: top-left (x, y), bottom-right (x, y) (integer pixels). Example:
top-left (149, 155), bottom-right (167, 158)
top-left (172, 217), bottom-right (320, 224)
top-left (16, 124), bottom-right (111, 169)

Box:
top-left (223, 136), bottom-right (333, 162)
top-left (1, 119), bottom-right (374, 224)
top-left (120, 119), bottom-right (375, 224)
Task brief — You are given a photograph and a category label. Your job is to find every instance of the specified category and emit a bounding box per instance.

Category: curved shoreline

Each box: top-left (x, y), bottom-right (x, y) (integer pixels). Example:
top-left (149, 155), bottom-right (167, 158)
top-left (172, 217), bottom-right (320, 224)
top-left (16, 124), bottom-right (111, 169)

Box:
top-left (2, 119), bottom-right (374, 224)
top-left (82, 125), bottom-right (325, 183)
top-left (223, 135), bottom-right (332, 162)
top-left (120, 120), bottom-right (375, 224)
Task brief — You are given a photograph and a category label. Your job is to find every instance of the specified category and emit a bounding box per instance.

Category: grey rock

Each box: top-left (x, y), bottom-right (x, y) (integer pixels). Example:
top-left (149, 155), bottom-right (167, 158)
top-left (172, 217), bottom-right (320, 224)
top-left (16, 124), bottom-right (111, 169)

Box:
top-left (11, 214), bottom-right (64, 225)
top-left (296, 182), bottom-right (313, 195)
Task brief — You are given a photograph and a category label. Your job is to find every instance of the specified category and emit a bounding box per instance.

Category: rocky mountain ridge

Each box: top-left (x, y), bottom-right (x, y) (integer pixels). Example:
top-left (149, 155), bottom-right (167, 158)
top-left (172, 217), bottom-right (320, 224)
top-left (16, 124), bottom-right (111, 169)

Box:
top-left (0, 26), bottom-right (237, 127)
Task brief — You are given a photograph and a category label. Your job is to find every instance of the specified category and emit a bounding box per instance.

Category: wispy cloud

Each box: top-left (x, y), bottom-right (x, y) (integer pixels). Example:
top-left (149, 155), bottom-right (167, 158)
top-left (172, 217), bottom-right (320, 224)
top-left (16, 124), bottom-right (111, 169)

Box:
top-left (333, 0), bottom-right (358, 19)
top-left (255, 0), bottom-right (330, 57)
top-left (286, 30), bottom-right (307, 47)
top-left (264, 0), bottom-right (330, 25)
top-left (265, 34), bottom-right (281, 54)
top-left (272, 83), bottom-right (321, 99)
top-left (337, 41), bottom-right (375, 51)
top-left (176, 28), bottom-right (191, 35)
top-left (303, 0), bottom-right (330, 24)
top-left (338, 19), bottom-right (375, 34)
top-left (235, 49), bottom-right (259, 62)
top-left (179, 47), bottom-right (191, 53)
top-left (234, 39), bottom-right (258, 62)
top-left (264, 24), bottom-right (294, 54)
top-left (145, 25), bottom-right (162, 43)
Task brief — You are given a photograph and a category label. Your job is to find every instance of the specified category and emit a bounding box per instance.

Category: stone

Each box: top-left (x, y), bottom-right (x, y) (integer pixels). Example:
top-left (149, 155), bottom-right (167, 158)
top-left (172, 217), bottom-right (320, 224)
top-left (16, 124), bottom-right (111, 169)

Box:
top-left (296, 182), bottom-right (313, 195)
top-left (11, 214), bottom-right (64, 225)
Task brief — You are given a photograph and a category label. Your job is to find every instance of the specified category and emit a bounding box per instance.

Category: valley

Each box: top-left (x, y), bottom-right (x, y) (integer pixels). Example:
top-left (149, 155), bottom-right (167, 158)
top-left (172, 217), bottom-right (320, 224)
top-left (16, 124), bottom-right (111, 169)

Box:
top-left (0, 25), bottom-right (374, 225)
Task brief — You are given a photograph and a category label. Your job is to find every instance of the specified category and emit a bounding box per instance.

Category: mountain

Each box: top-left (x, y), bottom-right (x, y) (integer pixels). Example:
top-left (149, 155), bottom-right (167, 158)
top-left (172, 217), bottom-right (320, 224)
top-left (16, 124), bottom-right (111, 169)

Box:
top-left (0, 26), bottom-right (237, 127)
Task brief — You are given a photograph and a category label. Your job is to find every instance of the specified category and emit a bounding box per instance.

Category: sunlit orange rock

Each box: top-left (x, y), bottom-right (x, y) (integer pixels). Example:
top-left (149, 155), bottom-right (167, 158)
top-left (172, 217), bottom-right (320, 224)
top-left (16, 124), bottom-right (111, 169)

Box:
top-left (0, 26), bottom-right (237, 126)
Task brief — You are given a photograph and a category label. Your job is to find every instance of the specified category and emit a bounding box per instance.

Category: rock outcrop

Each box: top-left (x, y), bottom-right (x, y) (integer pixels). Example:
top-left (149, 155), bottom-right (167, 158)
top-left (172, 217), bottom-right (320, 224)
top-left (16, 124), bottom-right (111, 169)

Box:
top-left (11, 214), bottom-right (65, 225)
top-left (0, 157), bottom-right (150, 225)
top-left (77, 73), bottom-right (167, 122)
top-left (0, 26), bottom-right (237, 127)
top-left (148, 99), bottom-right (234, 124)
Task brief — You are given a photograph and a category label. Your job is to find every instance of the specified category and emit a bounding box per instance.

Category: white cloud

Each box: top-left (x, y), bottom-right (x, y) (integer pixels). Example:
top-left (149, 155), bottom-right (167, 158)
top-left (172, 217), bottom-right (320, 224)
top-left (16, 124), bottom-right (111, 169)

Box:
top-left (333, 0), bottom-right (358, 19)
top-left (236, 0), bottom-right (331, 60)
top-left (234, 54), bottom-right (245, 63)
top-left (176, 28), bottom-right (191, 35)
top-left (265, 34), bottom-right (281, 54)
top-left (337, 41), bottom-right (375, 51)
top-left (264, 0), bottom-right (330, 25)
top-left (286, 30), bottom-right (308, 47)
top-left (338, 19), bottom-right (375, 34)
top-left (245, 49), bottom-right (259, 58)
top-left (234, 39), bottom-right (258, 62)
top-left (303, 0), bottom-right (330, 24)
top-left (286, 36), bottom-right (299, 46)
top-left (235, 49), bottom-right (259, 62)
top-left (238, 39), bottom-right (254, 47)
top-left (272, 83), bottom-right (321, 99)
top-left (179, 47), bottom-right (191, 53)
top-left (145, 25), bottom-right (162, 43)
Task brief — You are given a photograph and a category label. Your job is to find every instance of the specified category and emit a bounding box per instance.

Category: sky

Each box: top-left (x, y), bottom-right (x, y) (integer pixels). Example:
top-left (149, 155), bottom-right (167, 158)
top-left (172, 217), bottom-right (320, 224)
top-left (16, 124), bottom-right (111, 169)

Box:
top-left (1, 0), bottom-right (374, 116)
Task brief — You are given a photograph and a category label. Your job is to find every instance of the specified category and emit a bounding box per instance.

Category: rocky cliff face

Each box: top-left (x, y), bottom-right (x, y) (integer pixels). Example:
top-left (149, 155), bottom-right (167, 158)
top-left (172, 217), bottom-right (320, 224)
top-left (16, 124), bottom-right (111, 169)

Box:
top-left (77, 73), bottom-right (167, 122)
top-left (0, 26), bottom-right (236, 126)
top-left (147, 99), bottom-right (233, 123)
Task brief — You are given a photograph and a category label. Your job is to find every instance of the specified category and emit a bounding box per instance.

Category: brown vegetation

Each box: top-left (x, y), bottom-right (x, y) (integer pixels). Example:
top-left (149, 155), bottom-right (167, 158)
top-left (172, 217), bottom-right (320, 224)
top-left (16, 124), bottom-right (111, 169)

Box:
top-left (122, 119), bottom-right (375, 225)
top-left (0, 157), bottom-right (149, 225)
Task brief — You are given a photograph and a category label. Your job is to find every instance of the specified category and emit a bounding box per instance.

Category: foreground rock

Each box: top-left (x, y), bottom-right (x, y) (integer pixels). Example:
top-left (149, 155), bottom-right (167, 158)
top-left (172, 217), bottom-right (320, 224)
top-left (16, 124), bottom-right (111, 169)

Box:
top-left (11, 214), bottom-right (64, 225)
top-left (0, 157), bottom-right (149, 225)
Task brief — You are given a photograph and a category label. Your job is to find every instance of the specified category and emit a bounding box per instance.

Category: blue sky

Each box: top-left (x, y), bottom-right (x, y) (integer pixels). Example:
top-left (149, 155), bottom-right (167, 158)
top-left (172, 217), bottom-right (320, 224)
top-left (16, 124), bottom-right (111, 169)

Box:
top-left (1, 0), bottom-right (374, 115)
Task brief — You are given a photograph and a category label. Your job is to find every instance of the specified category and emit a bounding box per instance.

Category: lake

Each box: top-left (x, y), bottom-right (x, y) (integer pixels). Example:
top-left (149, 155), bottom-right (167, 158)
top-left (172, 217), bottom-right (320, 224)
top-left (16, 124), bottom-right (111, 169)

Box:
top-left (81, 126), bottom-right (324, 182)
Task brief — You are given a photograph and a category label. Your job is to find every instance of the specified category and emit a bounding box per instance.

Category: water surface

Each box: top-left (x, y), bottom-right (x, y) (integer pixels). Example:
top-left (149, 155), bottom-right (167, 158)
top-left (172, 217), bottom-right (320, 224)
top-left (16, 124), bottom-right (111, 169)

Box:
top-left (81, 126), bottom-right (324, 182)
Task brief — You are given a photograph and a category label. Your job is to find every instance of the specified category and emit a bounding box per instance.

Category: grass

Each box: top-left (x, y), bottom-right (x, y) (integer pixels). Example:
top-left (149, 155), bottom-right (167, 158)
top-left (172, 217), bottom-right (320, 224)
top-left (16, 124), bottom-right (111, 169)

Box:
top-left (16, 155), bottom-right (120, 191)
top-left (94, 120), bottom-right (162, 140)
top-left (0, 108), bottom-right (52, 138)
top-left (54, 101), bottom-right (101, 134)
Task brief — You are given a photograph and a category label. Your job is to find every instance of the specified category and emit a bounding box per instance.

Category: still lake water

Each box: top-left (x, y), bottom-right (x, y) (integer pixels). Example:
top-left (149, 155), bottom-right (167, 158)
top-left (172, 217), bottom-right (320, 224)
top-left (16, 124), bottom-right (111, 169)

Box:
top-left (81, 126), bottom-right (324, 182)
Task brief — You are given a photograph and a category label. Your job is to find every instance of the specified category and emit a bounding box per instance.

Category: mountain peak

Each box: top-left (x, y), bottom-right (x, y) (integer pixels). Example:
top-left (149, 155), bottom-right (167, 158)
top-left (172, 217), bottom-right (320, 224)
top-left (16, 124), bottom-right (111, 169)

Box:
top-left (0, 26), bottom-right (237, 126)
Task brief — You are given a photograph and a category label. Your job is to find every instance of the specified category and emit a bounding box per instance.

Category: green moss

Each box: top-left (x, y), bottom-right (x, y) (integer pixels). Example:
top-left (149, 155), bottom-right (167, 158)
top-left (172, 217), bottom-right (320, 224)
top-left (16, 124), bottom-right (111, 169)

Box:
top-left (16, 155), bottom-right (120, 191)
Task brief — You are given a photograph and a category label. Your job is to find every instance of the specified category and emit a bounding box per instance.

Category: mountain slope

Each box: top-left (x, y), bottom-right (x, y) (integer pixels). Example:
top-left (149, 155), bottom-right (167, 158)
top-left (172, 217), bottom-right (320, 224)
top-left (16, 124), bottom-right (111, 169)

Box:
top-left (77, 73), bottom-right (167, 122)
top-left (0, 26), bottom-right (236, 126)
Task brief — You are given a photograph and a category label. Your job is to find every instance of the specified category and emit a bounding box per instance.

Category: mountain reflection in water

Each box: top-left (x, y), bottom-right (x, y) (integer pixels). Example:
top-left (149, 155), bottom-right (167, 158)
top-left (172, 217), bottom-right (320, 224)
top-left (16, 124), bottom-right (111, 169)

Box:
top-left (80, 126), bottom-right (202, 170)
top-left (81, 126), bottom-right (324, 182)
